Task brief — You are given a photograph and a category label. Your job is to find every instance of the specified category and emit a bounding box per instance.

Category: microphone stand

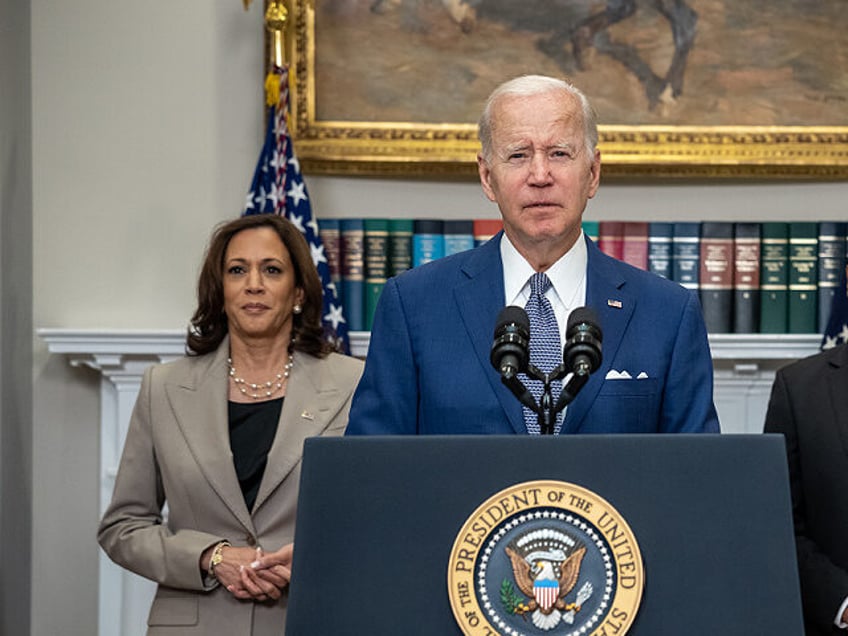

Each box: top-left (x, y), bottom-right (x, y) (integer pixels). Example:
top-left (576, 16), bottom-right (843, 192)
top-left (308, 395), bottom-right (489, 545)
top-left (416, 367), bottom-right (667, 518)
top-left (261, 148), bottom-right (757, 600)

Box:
top-left (500, 363), bottom-right (590, 435)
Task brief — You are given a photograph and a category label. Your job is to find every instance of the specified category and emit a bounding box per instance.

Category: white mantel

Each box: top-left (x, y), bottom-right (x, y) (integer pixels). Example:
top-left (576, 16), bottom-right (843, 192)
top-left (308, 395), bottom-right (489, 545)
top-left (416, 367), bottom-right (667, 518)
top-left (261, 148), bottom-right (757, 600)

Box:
top-left (39, 328), bottom-right (819, 374)
top-left (38, 328), bottom-right (821, 636)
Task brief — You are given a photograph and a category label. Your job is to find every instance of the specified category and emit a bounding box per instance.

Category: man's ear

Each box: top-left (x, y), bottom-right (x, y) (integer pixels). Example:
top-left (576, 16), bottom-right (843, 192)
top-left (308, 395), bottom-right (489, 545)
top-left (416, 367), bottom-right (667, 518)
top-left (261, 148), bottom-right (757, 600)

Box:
top-left (477, 153), bottom-right (497, 202)
top-left (587, 149), bottom-right (601, 199)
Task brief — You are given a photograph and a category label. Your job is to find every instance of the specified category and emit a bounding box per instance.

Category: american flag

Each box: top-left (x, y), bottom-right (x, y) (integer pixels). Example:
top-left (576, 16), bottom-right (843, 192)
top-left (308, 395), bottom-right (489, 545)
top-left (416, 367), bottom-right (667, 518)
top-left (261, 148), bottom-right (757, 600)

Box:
top-left (822, 263), bottom-right (848, 350)
top-left (242, 64), bottom-right (349, 353)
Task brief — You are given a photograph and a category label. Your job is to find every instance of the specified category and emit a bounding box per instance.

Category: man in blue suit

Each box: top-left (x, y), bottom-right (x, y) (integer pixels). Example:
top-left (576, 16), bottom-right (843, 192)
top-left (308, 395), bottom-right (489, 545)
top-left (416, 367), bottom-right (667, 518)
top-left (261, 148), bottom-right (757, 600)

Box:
top-left (346, 74), bottom-right (719, 436)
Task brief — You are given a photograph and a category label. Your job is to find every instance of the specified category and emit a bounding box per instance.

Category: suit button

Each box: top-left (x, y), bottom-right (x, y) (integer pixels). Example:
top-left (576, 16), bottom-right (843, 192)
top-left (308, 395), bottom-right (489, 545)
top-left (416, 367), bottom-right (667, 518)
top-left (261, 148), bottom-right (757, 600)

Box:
top-left (246, 535), bottom-right (257, 546)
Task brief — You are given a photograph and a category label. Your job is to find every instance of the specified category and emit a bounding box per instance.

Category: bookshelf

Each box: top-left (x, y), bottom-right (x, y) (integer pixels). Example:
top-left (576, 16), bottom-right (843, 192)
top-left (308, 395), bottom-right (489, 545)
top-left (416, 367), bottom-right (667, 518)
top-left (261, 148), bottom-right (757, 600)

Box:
top-left (327, 219), bottom-right (845, 339)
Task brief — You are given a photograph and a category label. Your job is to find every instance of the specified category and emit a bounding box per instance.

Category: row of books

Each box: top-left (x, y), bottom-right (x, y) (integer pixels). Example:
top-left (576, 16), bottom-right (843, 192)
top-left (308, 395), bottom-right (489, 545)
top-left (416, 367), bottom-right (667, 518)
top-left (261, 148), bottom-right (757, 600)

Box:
top-left (318, 217), bottom-right (846, 336)
top-left (587, 220), bottom-right (846, 335)
top-left (318, 218), bottom-right (503, 331)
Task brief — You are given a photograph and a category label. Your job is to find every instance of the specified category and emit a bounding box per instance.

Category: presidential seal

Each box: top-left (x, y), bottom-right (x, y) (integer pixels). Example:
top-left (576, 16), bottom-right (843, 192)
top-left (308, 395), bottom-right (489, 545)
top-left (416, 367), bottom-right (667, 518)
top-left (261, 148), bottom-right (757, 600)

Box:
top-left (447, 481), bottom-right (643, 636)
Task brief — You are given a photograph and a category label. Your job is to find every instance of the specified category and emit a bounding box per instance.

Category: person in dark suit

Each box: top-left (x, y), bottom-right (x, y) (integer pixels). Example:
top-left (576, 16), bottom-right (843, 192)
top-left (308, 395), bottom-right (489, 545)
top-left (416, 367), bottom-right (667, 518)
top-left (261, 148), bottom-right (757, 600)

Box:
top-left (764, 343), bottom-right (848, 635)
top-left (346, 74), bottom-right (719, 436)
top-left (98, 214), bottom-right (363, 635)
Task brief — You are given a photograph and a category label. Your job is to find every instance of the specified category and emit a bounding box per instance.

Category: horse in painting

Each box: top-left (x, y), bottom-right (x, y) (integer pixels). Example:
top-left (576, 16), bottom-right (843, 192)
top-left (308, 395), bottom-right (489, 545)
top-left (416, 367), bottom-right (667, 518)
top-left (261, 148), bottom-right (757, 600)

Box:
top-left (372, 0), bottom-right (698, 110)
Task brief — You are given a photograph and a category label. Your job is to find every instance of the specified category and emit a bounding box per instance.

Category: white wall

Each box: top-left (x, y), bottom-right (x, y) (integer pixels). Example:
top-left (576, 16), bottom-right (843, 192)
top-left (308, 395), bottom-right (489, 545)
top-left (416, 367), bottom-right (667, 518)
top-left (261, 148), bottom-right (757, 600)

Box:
top-left (308, 174), bottom-right (848, 222)
top-left (27, 1), bottom-right (848, 634)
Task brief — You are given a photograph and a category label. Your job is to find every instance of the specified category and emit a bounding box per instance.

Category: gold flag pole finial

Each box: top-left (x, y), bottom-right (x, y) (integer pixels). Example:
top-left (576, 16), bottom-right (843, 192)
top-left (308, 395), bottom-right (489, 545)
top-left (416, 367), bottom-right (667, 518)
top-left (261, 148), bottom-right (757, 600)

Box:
top-left (265, 1), bottom-right (288, 69)
top-left (264, 1), bottom-right (289, 106)
top-left (265, 0), bottom-right (289, 106)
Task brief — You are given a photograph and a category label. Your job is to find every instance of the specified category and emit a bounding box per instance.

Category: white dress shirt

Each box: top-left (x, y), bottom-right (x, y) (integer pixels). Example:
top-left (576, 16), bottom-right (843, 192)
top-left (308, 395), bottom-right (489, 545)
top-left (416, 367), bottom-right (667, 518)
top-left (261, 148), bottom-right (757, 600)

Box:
top-left (500, 231), bottom-right (588, 344)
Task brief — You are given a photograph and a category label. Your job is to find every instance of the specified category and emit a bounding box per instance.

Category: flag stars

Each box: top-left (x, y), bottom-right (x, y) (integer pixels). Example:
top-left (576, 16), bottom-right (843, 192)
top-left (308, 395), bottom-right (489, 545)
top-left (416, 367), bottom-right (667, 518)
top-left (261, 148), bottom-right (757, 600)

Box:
top-left (271, 149), bottom-right (284, 172)
top-left (310, 242), bottom-right (327, 267)
top-left (266, 183), bottom-right (281, 209)
top-left (253, 185), bottom-right (268, 209)
top-left (287, 181), bottom-right (308, 207)
top-left (324, 303), bottom-right (346, 330)
top-left (289, 213), bottom-right (305, 233)
top-left (288, 155), bottom-right (300, 174)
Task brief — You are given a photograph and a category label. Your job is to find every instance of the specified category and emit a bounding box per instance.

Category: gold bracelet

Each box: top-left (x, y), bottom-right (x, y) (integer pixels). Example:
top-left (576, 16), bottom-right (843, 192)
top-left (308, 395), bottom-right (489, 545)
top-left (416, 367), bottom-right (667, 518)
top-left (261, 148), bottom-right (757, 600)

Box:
top-left (208, 541), bottom-right (231, 579)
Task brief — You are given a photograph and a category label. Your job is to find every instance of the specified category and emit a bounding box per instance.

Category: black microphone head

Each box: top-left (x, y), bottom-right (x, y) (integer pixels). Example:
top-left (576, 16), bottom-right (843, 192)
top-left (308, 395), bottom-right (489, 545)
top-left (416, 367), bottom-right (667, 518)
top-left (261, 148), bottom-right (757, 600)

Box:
top-left (564, 306), bottom-right (602, 374)
top-left (566, 306), bottom-right (602, 342)
top-left (495, 305), bottom-right (530, 336)
top-left (491, 305), bottom-right (530, 375)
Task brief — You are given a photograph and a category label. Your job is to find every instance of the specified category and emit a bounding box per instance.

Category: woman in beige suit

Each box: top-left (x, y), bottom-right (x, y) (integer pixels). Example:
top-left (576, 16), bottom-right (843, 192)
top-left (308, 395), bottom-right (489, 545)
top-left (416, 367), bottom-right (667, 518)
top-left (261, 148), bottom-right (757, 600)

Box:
top-left (98, 214), bottom-right (363, 635)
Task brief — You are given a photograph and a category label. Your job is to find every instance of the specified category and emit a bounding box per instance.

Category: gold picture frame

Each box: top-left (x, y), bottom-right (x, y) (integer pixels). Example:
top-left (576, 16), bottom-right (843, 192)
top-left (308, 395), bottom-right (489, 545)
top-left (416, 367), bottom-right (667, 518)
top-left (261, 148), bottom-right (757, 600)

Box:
top-left (280, 0), bottom-right (848, 179)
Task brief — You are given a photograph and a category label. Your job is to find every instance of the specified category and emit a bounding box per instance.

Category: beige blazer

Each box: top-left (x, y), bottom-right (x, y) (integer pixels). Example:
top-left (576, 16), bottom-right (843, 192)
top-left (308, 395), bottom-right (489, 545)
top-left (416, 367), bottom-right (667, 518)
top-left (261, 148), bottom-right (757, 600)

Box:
top-left (98, 339), bottom-right (363, 635)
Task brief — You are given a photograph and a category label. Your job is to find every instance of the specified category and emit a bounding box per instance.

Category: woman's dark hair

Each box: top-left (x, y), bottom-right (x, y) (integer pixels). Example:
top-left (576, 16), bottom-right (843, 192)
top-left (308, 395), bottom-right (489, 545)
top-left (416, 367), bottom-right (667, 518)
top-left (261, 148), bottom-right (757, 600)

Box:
top-left (187, 214), bottom-right (332, 358)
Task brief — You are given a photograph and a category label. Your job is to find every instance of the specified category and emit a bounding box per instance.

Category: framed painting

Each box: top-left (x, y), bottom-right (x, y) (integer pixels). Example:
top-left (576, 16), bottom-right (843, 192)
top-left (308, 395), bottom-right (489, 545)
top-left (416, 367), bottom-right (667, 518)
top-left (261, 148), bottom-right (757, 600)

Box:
top-left (277, 0), bottom-right (848, 178)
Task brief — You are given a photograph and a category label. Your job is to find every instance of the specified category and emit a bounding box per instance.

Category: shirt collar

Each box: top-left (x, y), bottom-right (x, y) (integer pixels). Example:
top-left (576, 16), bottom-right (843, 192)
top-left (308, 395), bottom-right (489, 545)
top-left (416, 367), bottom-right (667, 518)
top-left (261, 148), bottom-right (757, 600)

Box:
top-left (500, 231), bottom-right (588, 310)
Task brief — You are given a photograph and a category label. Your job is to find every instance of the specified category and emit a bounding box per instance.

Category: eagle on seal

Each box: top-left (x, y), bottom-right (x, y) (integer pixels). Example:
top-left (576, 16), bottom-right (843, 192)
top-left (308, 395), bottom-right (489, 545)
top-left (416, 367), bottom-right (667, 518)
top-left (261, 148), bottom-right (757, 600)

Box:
top-left (505, 540), bottom-right (587, 630)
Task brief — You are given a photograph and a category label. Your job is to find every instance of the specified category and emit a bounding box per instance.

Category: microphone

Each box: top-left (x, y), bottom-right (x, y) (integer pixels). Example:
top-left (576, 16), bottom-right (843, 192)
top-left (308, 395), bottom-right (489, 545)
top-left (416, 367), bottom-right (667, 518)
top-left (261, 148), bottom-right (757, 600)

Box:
top-left (490, 306), bottom-right (530, 379)
top-left (563, 307), bottom-right (602, 377)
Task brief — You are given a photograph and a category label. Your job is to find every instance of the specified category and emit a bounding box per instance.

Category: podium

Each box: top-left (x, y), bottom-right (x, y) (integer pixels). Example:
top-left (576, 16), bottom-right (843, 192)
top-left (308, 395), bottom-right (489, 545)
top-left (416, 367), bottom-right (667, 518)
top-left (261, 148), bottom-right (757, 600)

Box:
top-left (286, 435), bottom-right (803, 635)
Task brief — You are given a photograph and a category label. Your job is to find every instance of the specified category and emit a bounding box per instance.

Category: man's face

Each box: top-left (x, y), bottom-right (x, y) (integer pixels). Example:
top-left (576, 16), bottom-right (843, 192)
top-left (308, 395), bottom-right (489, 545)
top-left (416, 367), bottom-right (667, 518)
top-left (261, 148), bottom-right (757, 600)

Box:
top-left (478, 90), bottom-right (601, 262)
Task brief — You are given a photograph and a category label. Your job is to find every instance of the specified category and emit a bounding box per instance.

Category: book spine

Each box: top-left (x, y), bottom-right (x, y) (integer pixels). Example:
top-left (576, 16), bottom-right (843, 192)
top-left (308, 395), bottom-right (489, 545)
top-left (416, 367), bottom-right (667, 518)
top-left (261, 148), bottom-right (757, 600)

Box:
top-left (672, 222), bottom-right (701, 291)
top-left (788, 222), bottom-right (818, 333)
top-left (340, 218), bottom-right (365, 332)
top-left (388, 218), bottom-right (414, 277)
top-left (648, 222), bottom-right (673, 279)
top-left (473, 219), bottom-right (502, 247)
top-left (621, 222), bottom-right (649, 270)
top-left (598, 221), bottom-right (624, 260)
top-left (732, 223), bottom-right (761, 334)
top-left (699, 222), bottom-right (734, 333)
top-left (759, 223), bottom-right (789, 333)
top-left (817, 222), bottom-right (847, 333)
top-left (581, 220), bottom-right (600, 244)
top-left (317, 218), bottom-right (343, 308)
top-left (363, 218), bottom-right (390, 332)
top-left (413, 219), bottom-right (445, 267)
top-left (443, 220), bottom-right (475, 256)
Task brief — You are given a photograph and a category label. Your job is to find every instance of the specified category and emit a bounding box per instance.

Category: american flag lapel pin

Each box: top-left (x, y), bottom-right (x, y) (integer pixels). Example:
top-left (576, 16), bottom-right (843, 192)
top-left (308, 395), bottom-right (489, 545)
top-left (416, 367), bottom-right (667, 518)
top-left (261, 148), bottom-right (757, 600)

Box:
top-left (607, 299), bottom-right (623, 309)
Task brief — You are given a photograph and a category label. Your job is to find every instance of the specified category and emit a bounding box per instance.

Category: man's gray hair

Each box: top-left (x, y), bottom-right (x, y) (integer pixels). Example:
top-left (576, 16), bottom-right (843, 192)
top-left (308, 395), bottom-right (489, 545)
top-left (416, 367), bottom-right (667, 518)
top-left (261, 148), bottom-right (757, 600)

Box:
top-left (478, 75), bottom-right (599, 162)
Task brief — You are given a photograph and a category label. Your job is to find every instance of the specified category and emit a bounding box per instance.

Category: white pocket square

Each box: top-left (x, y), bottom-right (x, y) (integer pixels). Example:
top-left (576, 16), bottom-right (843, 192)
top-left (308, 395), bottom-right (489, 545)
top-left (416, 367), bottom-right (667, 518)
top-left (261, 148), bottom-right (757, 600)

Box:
top-left (605, 370), bottom-right (651, 380)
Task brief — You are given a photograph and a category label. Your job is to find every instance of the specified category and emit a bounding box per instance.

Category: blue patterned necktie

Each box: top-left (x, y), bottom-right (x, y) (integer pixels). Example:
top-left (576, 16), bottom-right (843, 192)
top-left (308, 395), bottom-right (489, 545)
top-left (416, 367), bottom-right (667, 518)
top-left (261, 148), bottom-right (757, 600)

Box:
top-left (522, 272), bottom-right (563, 434)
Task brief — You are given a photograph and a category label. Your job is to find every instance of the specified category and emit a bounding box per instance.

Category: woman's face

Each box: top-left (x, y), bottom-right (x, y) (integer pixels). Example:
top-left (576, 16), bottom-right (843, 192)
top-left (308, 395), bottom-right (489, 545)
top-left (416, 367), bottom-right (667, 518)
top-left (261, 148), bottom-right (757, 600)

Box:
top-left (222, 226), bottom-right (304, 344)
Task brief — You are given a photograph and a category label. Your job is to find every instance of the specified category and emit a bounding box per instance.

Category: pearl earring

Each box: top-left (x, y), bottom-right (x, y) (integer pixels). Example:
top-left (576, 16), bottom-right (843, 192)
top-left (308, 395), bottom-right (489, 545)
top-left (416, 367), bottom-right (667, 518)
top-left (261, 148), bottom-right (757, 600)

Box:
top-left (293, 304), bottom-right (302, 314)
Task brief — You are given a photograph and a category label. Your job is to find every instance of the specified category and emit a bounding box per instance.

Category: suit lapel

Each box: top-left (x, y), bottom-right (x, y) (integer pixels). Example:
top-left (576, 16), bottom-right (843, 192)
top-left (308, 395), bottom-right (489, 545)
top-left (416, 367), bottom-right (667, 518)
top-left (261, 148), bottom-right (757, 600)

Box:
top-left (164, 339), bottom-right (255, 533)
top-left (252, 353), bottom-right (344, 513)
top-left (828, 346), bottom-right (848, 457)
top-left (454, 233), bottom-right (527, 434)
top-left (562, 238), bottom-right (636, 433)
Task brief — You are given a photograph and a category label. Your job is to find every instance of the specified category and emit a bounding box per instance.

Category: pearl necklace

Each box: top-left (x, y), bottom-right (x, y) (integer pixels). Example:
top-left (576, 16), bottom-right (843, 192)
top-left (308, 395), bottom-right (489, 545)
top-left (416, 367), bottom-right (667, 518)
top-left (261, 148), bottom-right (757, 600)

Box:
top-left (227, 353), bottom-right (294, 400)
